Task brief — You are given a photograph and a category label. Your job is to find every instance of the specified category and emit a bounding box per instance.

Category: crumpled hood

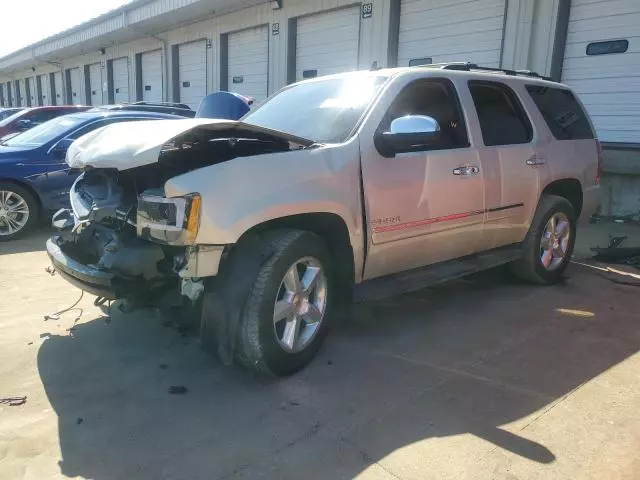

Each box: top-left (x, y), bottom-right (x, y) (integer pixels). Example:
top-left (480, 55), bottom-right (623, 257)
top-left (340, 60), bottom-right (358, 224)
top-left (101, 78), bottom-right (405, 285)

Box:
top-left (66, 118), bottom-right (314, 171)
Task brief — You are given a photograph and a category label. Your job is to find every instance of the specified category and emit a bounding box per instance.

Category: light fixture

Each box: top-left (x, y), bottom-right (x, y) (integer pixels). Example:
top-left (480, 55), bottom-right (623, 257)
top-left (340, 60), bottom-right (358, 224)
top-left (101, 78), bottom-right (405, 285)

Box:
top-left (271, 0), bottom-right (282, 9)
top-left (99, 48), bottom-right (106, 55)
top-left (32, 67), bottom-right (36, 72)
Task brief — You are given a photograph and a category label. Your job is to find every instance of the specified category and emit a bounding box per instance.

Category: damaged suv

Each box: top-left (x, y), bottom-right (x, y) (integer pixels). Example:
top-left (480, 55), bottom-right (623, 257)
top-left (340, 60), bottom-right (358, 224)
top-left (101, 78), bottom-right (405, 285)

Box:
top-left (47, 63), bottom-right (601, 376)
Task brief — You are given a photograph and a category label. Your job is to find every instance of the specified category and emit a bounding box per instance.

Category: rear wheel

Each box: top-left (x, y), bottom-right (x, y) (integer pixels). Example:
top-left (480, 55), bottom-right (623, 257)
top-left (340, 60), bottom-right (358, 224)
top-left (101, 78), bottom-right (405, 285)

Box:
top-left (236, 230), bottom-right (334, 376)
top-left (0, 182), bottom-right (38, 241)
top-left (512, 194), bottom-right (576, 284)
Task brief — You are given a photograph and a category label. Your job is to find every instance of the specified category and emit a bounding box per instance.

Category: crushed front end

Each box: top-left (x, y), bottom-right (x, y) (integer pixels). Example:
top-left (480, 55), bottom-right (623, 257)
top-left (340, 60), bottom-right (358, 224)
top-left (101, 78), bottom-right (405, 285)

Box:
top-left (46, 167), bottom-right (218, 304)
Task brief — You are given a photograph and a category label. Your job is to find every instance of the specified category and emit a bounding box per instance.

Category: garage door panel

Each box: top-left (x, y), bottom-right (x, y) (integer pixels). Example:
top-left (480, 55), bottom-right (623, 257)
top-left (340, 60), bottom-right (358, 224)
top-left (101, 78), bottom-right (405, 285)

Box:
top-left (178, 41), bottom-right (207, 110)
top-left (112, 57), bottom-right (130, 103)
top-left (27, 78), bottom-right (37, 106)
top-left (398, 0), bottom-right (505, 67)
top-left (54, 72), bottom-right (63, 104)
top-left (296, 7), bottom-right (360, 81)
top-left (89, 63), bottom-right (103, 106)
top-left (69, 68), bottom-right (82, 103)
top-left (141, 50), bottom-right (163, 104)
top-left (563, 0), bottom-right (640, 143)
top-left (570, 0), bottom-right (639, 20)
top-left (39, 74), bottom-right (51, 105)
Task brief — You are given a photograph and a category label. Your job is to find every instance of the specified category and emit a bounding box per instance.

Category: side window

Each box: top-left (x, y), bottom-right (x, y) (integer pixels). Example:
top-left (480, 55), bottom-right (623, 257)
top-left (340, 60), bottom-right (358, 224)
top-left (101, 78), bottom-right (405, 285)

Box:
top-left (380, 78), bottom-right (469, 150)
top-left (468, 81), bottom-right (532, 146)
top-left (525, 85), bottom-right (594, 140)
top-left (31, 110), bottom-right (62, 124)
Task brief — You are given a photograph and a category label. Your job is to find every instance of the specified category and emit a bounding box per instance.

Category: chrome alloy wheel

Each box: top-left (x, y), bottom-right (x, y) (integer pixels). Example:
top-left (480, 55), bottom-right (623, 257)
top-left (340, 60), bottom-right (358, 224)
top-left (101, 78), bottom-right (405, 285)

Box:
top-left (540, 212), bottom-right (571, 271)
top-left (273, 257), bottom-right (328, 353)
top-left (0, 190), bottom-right (30, 236)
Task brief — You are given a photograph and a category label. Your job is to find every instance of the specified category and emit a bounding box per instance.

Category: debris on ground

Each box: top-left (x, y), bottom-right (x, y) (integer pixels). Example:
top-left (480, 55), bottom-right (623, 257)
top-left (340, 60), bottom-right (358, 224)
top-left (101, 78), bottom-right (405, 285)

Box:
top-left (591, 235), bottom-right (640, 268)
top-left (1, 396), bottom-right (27, 406)
top-left (168, 386), bottom-right (188, 395)
top-left (76, 418), bottom-right (83, 425)
top-left (44, 291), bottom-right (84, 322)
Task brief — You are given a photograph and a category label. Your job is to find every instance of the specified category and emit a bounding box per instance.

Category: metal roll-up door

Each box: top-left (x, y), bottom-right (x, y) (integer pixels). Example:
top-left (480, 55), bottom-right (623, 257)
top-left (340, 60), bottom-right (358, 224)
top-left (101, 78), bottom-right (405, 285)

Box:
top-left (397, 0), bottom-right (506, 67)
top-left (69, 68), bottom-right (82, 104)
top-left (296, 7), bottom-right (361, 81)
top-left (228, 25), bottom-right (269, 101)
top-left (17, 79), bottom-right (25, 106)
top-left (27, 77), bottom-right (37, 106)
top-left (141, 49), bottom-right (163, 103)
top-left (39, 74), bottom-right (51, 105)
top-left (7, 82), bottom-right (13, 106)
top-left (178, 40), bottom-right (207, 109)
top-left (88, 63), bottom-right (103, 106)
top-left (112, 57), bottom-right (130, 103)
top-left (53, 72), bottom-right (63, 105)
top-left (562, 0), bottom-right (640, 143)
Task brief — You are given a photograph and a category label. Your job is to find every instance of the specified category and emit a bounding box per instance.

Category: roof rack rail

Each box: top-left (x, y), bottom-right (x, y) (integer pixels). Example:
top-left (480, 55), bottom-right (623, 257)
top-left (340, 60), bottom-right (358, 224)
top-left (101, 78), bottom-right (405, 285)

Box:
top-left (431, 62), bottom-right (552, 81)
top-left (131, 101), bottom-right (192, 110)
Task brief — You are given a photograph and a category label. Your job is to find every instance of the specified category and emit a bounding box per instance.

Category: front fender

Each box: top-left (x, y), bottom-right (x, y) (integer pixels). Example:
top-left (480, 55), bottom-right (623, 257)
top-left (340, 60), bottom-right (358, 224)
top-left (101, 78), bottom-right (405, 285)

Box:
top-left (164, 142), bottom-right (363, 247)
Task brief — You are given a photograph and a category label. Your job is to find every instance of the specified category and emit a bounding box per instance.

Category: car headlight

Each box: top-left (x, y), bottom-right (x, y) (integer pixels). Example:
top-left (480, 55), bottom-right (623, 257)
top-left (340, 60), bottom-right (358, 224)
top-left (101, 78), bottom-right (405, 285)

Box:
top-left (137, 193), bottom-right (201, 245)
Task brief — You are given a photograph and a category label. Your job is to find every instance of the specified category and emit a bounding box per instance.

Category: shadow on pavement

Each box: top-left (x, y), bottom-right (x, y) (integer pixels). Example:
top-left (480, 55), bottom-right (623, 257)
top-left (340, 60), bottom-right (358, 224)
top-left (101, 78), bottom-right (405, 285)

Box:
top-left (0, 226), bottom-right (51, 255)
top-left (37, 265), bottom-right (640, 479)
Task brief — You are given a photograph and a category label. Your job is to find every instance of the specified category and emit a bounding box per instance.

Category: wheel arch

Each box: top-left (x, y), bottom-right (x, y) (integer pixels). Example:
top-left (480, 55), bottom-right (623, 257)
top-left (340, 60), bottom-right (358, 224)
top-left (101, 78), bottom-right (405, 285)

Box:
top-left (236, 212), bottom-right (356, 302)
top-left (0, 177), bottom-right (43, 210)
top-left (542, 178), bottom-right (583, 217)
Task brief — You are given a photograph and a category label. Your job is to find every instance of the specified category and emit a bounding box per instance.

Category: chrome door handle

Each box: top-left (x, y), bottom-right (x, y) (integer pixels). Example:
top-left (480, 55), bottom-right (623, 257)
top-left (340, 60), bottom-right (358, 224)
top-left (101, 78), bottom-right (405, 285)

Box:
top-left (526, 155), bottom-right (546, 166)
top-left (453, 165), bottom-right (480, 176)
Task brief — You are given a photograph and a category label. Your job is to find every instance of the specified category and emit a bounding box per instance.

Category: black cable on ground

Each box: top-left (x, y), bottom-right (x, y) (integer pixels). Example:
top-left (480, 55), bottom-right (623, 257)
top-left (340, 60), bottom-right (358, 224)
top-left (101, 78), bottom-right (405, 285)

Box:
top-left (44, 291), bottom-right (84, 321)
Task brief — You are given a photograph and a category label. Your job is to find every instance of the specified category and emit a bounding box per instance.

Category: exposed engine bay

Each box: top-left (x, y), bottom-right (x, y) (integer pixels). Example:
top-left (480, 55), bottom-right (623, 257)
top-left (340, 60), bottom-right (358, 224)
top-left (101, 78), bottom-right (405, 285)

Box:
top-left (48, 125), bottom-right (309, 302)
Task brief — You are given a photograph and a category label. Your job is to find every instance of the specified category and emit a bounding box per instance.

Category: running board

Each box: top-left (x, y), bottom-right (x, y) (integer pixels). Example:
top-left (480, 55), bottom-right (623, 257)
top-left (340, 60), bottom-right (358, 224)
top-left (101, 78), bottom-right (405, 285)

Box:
top-left (354, 244), bottom-right (524, 302)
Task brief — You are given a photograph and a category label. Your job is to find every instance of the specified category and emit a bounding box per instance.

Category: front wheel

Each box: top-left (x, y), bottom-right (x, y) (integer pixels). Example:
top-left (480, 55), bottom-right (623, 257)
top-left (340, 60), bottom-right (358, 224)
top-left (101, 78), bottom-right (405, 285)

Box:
top-left (0, 182), bottom-right (39, 241)
top-left (236, 230), bottom-right (334, 376)
top-left (511, 194), bottom-right (577, 284)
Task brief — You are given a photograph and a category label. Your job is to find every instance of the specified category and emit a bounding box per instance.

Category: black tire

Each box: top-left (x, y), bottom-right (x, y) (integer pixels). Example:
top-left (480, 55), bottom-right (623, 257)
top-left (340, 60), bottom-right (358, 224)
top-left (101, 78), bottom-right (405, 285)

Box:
top-left (0, 181), bottom-right (39, 241)
top-left (236, 230), bottom-right (335, 376)
top-left (511, 194), bottom-right (577, 285)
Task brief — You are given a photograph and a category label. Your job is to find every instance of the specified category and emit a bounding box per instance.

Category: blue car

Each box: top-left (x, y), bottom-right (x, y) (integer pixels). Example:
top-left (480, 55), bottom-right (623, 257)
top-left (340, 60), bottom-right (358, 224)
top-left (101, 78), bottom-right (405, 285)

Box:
top-left (0, 110), bottom-right (179, 240)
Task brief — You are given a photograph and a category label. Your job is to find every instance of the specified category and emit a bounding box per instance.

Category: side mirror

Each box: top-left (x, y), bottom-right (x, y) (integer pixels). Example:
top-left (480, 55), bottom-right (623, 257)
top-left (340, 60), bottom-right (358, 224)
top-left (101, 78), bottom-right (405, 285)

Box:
top-left (375, 115), bottom-right (441, 157)
top-left (50, 138), bottom-right (74, 160)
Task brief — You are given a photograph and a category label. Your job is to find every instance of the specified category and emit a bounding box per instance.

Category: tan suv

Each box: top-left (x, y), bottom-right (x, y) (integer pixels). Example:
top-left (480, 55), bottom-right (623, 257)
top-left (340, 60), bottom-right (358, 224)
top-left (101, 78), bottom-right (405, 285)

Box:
top-left (46, 63), bottom-right (601, 376)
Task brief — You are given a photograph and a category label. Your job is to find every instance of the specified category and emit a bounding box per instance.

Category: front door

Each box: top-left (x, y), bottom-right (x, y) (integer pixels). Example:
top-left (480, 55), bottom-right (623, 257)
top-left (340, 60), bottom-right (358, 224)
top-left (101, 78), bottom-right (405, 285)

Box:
top-left (361, 78), bottom-right (486, 280)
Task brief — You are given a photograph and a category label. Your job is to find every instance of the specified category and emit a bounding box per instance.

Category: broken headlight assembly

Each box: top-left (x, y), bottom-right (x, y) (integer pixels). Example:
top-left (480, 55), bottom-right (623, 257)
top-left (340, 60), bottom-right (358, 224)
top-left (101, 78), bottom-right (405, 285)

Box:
top-left (137, 193), bottom-right (201, 245)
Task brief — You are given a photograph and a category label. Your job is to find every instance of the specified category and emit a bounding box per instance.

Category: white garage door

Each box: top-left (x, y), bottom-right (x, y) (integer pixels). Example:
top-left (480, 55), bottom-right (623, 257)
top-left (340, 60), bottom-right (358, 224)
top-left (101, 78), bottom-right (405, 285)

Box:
top-left (178, 40), bottom-right (207, 109)
top-left (397, 0), bottom-right (506, 67)
top-left (7, 82), bottom-right (13, 106)
top-left (88, 63), bottom-right (104, 106)
top-left (296, 7), bottom-right (361, 81)
top-left (112, 57), bottom-right (130, 103)
top-left (141, 49), bottom-right (163, 103)
top-left (54, 72), bottom-right (63, 105)
top-left (562, 0), bottom-right (640, 143)
top-left (228, 26), bottom-right (269, 101)
top-left (27, 77), bottom-right (37, 106)
top-left (39, 74), bottom-right (51, 105)
top-left (17, 79), bottom-right (25, 106)
top-left (69, 68), bottom-right (82, 104)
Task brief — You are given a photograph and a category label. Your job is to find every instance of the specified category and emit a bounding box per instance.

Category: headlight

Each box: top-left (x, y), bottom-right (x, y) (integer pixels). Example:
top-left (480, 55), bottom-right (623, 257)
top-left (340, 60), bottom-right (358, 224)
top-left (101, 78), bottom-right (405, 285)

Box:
top-left (137, 193), bottom-right (201, 245)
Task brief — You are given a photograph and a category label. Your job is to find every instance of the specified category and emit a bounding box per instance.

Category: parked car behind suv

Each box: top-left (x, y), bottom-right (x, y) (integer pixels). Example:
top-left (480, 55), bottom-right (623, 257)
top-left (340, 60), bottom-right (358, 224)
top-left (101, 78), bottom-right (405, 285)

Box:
top-left (0, 110), bottom-right (180, 240)
top-left (47, 63), bottom-right (601, 375)
top-left (0, 106), bottom-right (90, 139)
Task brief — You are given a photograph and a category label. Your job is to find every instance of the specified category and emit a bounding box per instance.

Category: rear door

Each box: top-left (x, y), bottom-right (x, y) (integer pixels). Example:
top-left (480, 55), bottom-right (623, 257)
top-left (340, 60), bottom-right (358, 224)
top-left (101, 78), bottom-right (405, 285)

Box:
top-left (361, 77), bottom-right (485, 279)
top-left (467, 80), bottom-right (538, 249)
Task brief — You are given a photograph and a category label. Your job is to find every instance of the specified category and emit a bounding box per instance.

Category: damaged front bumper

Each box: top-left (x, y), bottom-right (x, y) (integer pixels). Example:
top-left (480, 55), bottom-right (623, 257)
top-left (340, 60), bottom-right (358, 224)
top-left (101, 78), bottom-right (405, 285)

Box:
top-left (47, 235), bottom-right (137, 300)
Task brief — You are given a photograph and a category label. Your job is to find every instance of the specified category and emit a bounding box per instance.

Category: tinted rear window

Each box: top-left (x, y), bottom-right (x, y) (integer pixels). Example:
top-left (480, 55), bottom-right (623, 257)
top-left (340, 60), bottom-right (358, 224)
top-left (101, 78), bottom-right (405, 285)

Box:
top-left (525, 86), bottom-right (594, 140)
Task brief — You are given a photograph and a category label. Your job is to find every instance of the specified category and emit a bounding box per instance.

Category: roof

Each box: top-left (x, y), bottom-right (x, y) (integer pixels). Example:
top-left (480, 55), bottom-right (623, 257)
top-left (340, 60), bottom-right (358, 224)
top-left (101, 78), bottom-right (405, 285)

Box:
top-left (65, 110), bottom-right (182, 120)
top-left (0, 0), bottom-right (264, 74)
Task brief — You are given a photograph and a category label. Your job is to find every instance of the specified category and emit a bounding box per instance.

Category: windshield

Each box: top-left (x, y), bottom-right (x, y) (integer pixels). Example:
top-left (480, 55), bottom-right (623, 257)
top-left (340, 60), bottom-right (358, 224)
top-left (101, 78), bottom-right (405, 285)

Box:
top-left (243, 74), bottom-right (389, 143)
top-left (0, 109), bottom-right (28, 127)
top-left (4, 115), bottom-right (86, 147)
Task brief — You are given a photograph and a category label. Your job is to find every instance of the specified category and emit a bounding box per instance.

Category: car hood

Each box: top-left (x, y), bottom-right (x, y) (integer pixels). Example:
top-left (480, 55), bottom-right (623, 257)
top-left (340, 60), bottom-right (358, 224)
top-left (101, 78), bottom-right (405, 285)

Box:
top-left (66, 118), bottom-right (315, 171)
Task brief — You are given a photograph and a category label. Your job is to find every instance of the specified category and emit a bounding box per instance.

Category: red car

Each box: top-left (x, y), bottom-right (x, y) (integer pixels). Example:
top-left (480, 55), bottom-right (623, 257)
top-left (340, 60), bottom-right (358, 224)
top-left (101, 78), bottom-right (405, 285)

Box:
top-left (0, 106), bottom-right (90, 138)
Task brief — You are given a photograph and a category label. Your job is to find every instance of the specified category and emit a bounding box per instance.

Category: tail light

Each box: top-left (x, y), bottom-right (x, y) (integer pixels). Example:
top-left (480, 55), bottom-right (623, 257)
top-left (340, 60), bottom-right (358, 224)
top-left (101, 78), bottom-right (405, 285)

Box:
top-left (595, 139), bottom-right (604, 185)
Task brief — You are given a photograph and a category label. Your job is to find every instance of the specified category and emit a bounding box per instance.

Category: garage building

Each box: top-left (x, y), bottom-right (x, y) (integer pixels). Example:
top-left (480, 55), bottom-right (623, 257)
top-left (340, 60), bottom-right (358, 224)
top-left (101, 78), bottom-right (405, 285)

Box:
top-left (0, 0), bottom-right (637, 215)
